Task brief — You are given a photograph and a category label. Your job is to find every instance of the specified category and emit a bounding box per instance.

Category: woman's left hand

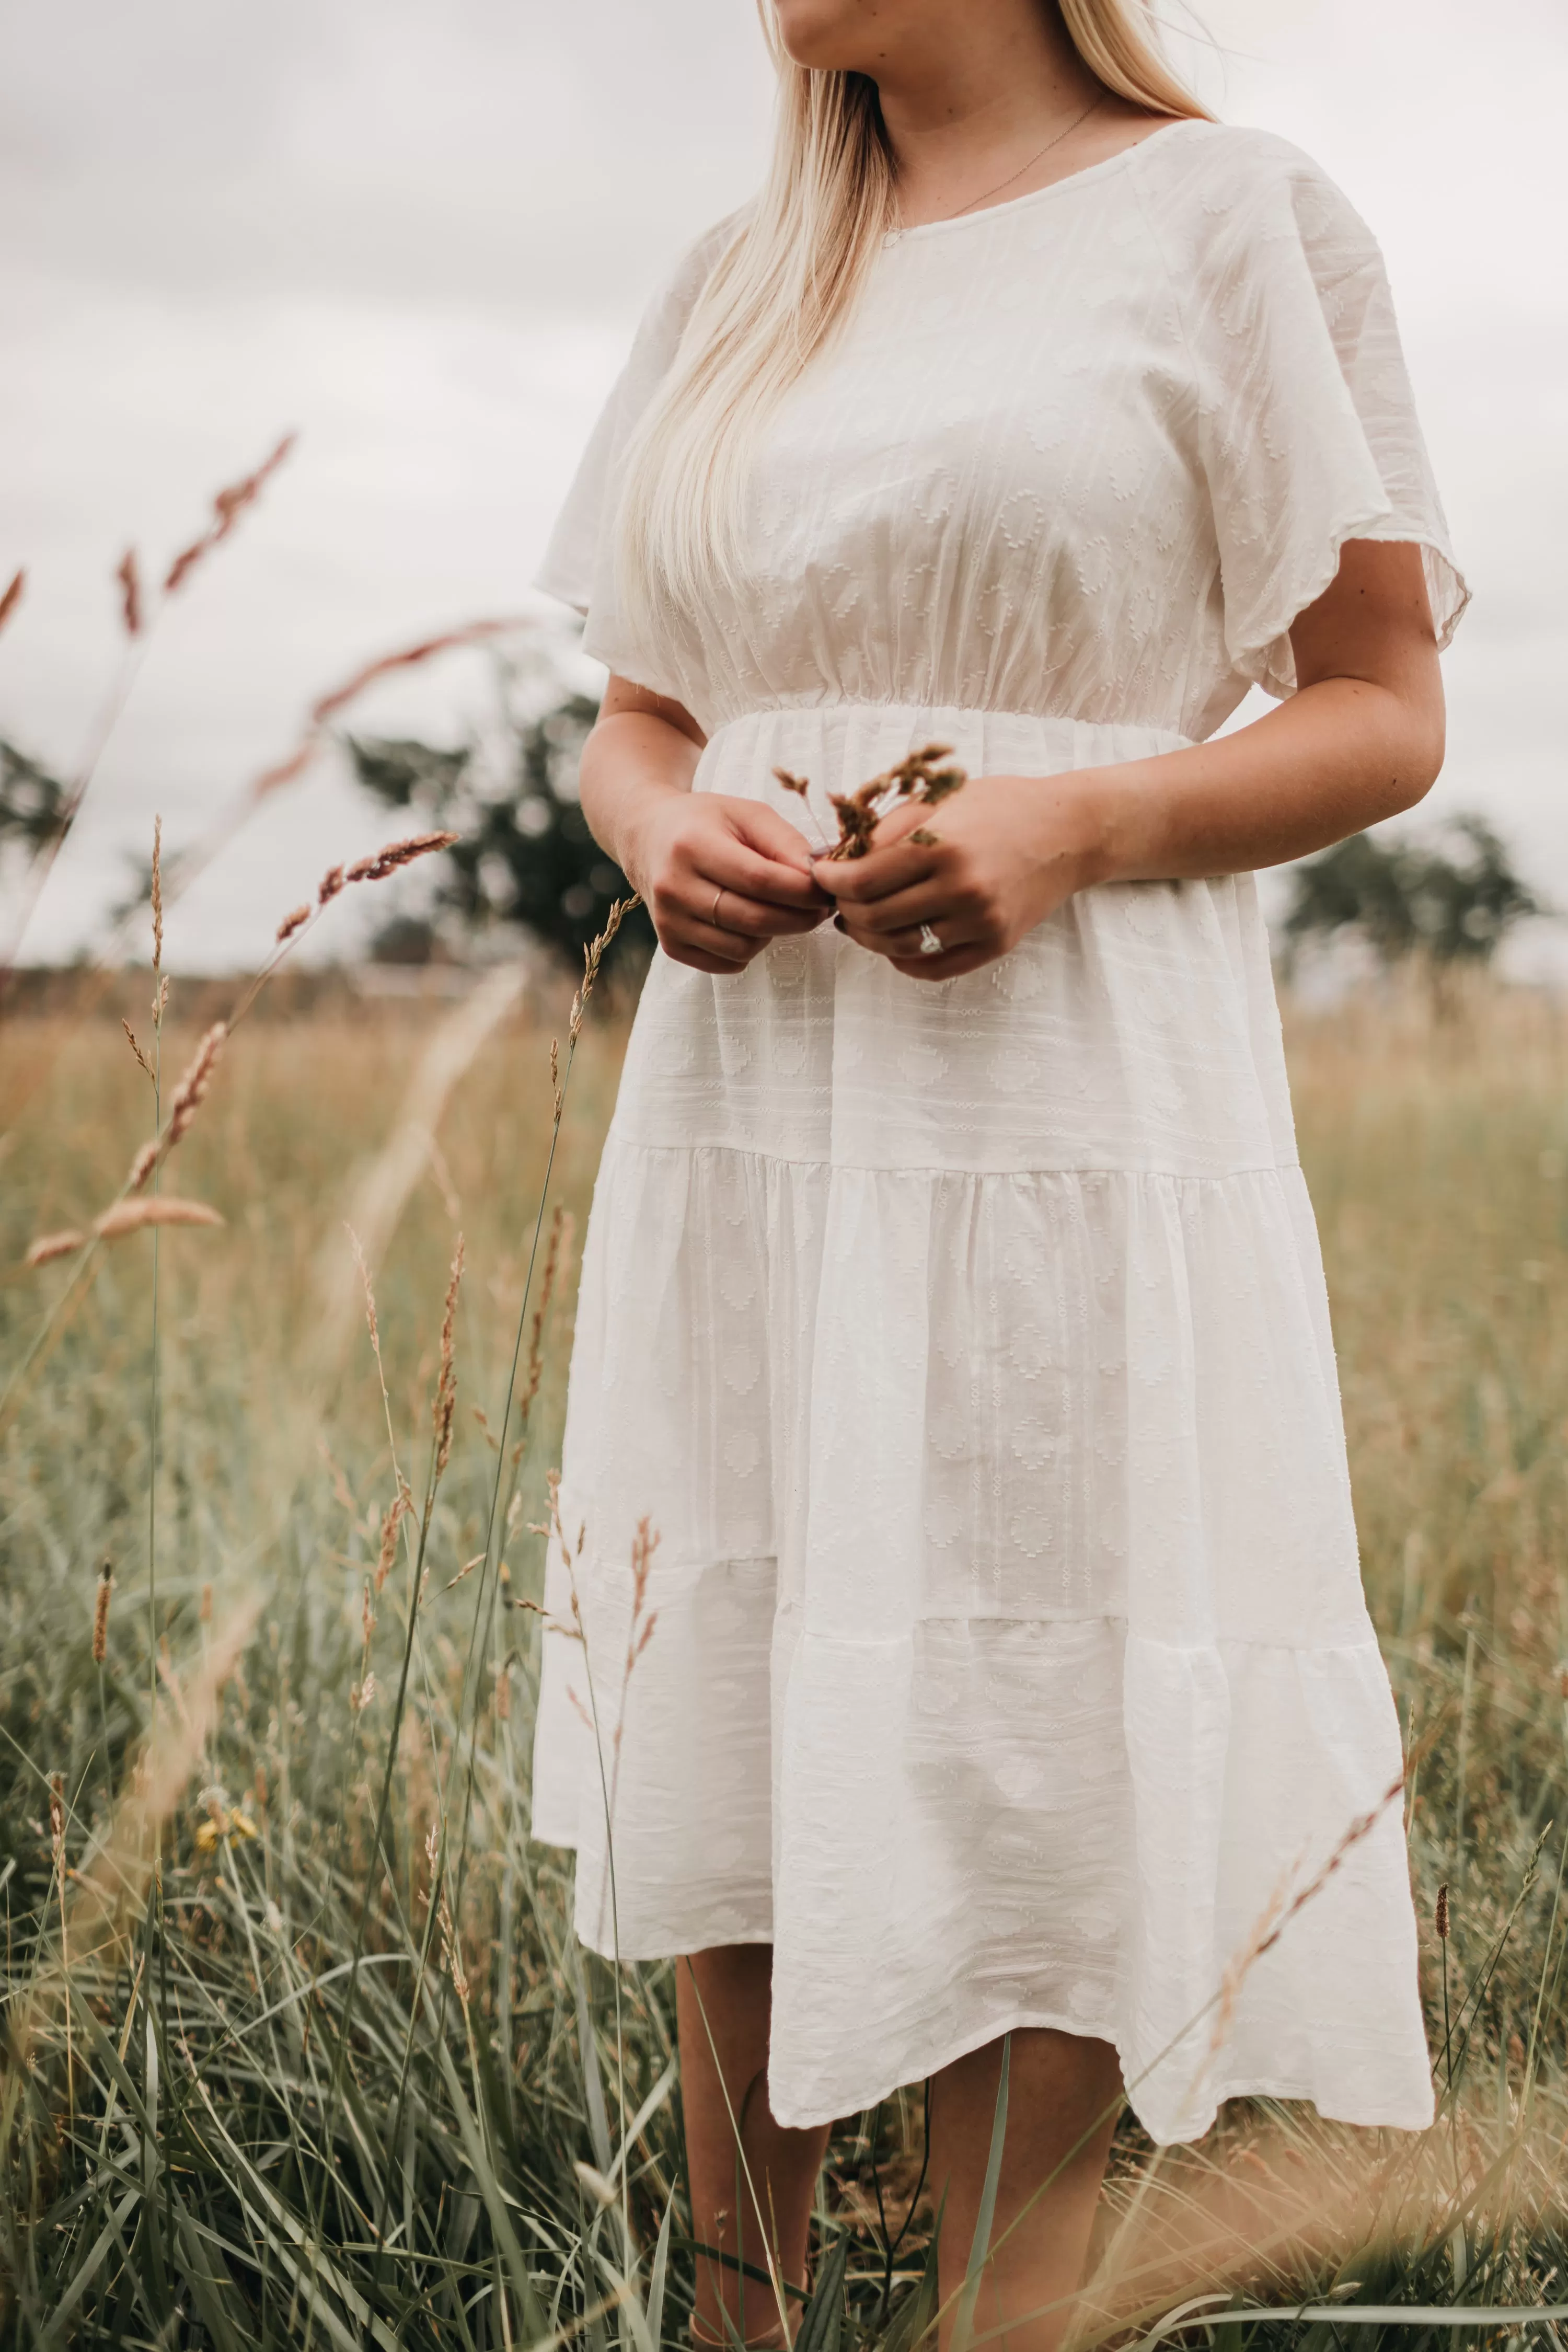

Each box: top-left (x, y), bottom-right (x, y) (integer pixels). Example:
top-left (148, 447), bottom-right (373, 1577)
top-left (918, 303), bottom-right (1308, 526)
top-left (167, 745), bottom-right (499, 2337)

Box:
top-left (811, 770), bottom-right (1112, 980)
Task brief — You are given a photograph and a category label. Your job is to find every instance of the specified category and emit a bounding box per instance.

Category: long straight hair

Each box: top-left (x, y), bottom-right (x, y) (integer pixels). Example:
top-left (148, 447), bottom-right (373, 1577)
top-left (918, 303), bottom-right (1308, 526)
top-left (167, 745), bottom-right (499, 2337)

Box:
top-left (615, 3), bottom-right (1209, 637)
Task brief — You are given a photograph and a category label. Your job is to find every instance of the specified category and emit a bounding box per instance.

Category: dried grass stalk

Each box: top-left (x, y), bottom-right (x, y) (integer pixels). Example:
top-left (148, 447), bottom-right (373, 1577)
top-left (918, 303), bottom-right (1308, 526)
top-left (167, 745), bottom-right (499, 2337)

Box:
top-left (164, 432), bottom-right (296, 595)
top-left (314, 965), bottom-right (525, 1368)
top-left (0, 568), bottom-right (23, 635)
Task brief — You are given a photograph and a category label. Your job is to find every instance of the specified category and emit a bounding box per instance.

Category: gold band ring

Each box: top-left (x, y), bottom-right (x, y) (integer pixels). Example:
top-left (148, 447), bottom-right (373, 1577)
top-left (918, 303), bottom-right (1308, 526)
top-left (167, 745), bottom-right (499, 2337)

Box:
top-left (711, 886), bottom-right (725, 928)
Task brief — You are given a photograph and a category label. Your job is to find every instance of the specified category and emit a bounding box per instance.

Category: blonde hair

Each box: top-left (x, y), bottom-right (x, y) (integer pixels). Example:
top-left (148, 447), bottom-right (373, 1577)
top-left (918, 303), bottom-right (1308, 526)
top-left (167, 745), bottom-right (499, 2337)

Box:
top-left (615, 2), bottom-right (1209, 637)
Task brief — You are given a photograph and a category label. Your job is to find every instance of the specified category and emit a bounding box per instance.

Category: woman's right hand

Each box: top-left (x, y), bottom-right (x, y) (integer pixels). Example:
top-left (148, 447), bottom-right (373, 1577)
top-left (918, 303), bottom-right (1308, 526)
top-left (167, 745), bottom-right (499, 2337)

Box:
top-left (626, 789), bottom-right (833, 975)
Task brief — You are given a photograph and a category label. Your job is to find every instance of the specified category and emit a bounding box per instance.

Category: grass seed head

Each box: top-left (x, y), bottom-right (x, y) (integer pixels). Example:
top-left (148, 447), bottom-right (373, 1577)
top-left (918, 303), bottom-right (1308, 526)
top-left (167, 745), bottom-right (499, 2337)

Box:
top-left (93, 1559), bottom-right (113, 1663)
top-left (432, 1234), bottom-right (465, 1477)
top-left (95, 1196), bottom-right (225, 1240)
top-left (374, 1492), bottom-right (410, 1593)
top-left (25, 1228), bottom-right (86, 1269)
top-left (116, 548), bottom-right (144, 638)
top-left (344, 831), bottom-right (459, 885)
top-left (122, 1019), bottom-right (154, 1081)
top-left (1436, 1882), bottom-right (1450, 1939)
top-left (164, 431), bottom-right (296, 595)
top-left (0, 567), bottom-right (23, 635)
top-left (276, 903), bottom-right (311, 944)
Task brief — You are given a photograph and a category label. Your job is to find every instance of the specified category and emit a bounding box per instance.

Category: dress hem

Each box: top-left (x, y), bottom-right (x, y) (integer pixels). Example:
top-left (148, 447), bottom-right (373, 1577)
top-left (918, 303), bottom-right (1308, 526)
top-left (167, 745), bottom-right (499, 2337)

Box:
top-left (556, 1909), bottom-right (1436, 2144)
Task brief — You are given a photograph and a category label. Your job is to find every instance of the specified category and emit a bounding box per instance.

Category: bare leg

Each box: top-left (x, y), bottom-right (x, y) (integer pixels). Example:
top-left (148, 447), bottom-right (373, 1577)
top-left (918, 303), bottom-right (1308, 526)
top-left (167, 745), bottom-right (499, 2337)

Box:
top-left (677, 1946), bottom-right (832, 2347)
top-left (928, 2029), bottom-right (1124, 2352)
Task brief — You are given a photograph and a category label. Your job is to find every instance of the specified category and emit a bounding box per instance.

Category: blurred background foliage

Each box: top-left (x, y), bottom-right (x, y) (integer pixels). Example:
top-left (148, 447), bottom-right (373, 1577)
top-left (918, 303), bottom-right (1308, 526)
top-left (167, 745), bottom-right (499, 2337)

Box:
top-left (344, 676), bottom-right (653, 975)
top-left (1, 693), bottom-right (1551, 994)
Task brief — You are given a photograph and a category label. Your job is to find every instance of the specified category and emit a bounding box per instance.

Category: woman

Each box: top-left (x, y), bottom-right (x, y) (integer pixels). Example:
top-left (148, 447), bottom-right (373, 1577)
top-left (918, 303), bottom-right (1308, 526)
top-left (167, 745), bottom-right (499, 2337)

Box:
top-left (532, 1), bottom-right (1463, 2343)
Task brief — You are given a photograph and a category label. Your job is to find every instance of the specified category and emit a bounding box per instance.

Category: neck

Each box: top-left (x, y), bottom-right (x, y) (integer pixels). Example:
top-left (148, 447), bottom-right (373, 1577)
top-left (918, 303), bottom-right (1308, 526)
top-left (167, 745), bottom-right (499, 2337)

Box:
top-left (871, 5), bottom-right (1104, 222)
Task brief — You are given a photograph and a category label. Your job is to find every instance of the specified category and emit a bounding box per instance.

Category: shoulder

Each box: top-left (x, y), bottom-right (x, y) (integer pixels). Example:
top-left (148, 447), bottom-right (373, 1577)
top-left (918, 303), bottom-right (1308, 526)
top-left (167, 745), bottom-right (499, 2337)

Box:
top-left (1131, 120), bottom-right (1383, 285)
top-left (629, 206), bottom-right (751, 371)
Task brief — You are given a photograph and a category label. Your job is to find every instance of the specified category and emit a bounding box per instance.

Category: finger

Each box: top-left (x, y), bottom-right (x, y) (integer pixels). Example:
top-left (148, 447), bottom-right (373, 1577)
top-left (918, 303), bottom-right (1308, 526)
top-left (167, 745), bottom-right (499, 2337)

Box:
top-left (887, 940), bottom-right (994, 982)
top-left (699, 834), bottom-right (832, 911)
top-left (836, 907), bottom-right (983, 963)
top-left (663, 943), bottom-right (756, 975)
top-left (812, 836), bottom-right (939, 904)
top-left (728, 799), bottom-right (826, 879)
top-left (841, 879), bottom-right (963, 937)
top-left (661, 916), bottom-right (760, 969)
top-left (667, 878), bottom-right (827, 940)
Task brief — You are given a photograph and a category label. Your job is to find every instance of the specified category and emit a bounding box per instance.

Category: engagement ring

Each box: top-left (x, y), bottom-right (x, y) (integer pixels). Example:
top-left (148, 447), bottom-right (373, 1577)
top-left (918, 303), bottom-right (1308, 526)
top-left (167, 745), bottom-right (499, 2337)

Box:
top-left (918, 923), bottom-right (943, 957)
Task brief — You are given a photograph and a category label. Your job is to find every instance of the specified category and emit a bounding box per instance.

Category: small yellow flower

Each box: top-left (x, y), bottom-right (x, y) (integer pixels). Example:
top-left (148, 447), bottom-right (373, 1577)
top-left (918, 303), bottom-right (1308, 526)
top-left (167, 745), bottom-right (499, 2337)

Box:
top-left (193, 1800), bottom-right (259, 1851)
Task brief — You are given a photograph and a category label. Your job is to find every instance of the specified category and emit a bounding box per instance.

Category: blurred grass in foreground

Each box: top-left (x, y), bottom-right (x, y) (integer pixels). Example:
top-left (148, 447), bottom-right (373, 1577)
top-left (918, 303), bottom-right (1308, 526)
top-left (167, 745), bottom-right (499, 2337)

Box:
top-left (1, 967), bottom-right (1566, 2348)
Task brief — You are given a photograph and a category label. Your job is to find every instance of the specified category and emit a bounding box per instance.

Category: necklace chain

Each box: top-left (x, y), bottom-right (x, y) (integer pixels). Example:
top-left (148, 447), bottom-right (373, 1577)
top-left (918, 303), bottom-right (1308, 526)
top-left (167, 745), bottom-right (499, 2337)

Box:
top-left (931, 93), bottom-right (1105, 225)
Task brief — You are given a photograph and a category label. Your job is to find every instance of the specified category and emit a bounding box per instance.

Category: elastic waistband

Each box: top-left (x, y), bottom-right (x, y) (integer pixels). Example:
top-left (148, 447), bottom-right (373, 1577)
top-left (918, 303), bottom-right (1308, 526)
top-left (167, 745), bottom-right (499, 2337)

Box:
top-left (706, 701), bottom-right (1192, 757)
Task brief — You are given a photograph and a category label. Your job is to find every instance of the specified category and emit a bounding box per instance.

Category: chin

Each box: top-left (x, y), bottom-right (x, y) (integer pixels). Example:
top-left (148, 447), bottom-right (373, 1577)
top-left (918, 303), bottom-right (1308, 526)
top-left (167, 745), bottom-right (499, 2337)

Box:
top-left (770, 0), bottom-right (890, 74)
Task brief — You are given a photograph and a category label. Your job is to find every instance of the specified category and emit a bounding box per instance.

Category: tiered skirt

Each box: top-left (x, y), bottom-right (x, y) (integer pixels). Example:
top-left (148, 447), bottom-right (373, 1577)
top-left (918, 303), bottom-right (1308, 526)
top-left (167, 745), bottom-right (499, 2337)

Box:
top-left (531, 702), bottom-right (1432, 2145)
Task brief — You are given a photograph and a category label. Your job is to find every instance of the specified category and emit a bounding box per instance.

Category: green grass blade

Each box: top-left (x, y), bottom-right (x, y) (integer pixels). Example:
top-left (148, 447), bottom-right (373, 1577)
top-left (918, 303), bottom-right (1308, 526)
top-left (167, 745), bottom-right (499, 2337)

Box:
top-left (950, 2033), bottom-right (1010, 2352)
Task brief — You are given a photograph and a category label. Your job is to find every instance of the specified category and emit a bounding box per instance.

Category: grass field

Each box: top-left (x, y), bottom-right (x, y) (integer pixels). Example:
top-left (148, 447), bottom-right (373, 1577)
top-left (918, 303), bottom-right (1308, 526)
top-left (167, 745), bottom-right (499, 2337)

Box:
top-left (3, 961), bottom-right (1567, 2349)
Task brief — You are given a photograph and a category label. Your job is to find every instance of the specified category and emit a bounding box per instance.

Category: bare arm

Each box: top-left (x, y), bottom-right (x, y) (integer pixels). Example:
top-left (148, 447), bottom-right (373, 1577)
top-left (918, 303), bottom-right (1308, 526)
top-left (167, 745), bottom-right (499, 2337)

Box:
top-left (580, 675), bottom-right (830, 974)
top-left (825, 541), bottom-right (1446, 977)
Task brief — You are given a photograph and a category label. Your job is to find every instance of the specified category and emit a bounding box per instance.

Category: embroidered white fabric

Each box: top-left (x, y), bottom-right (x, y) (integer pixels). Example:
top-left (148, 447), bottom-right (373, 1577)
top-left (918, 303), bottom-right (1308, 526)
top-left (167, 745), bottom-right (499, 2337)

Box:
top-left (529, 120), bottom-right (1465, 2145)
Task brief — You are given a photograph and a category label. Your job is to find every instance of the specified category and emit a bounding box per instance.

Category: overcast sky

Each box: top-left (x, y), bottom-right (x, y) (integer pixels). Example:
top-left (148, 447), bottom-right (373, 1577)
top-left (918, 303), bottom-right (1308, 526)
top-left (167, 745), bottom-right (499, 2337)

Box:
top-left (3, 0), bottom-right (1565, 969)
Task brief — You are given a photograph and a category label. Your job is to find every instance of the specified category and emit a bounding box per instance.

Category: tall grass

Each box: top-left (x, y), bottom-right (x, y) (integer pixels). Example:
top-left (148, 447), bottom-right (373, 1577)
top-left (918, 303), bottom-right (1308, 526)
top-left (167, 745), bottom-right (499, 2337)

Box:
top-left (2, 961), bottom-right (1567, 2348)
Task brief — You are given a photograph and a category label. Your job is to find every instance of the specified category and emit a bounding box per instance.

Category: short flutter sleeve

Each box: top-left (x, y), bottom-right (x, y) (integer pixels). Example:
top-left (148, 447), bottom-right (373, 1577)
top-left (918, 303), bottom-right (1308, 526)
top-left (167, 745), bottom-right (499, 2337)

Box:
top-left (533, 216), bottom-right (739, 660)
top-left (1191, 137), bottom-right (1468, 699)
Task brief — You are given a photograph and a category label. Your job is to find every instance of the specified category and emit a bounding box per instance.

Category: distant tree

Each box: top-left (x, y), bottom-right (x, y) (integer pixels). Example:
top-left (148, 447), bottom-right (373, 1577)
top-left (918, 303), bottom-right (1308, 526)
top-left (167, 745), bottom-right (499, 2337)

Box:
top-left (345, 688), bottom-right (653, 973)
top-left (1282, 814), bottom-right (1543, 981)
top-left (0, 739), bottom-right (69, 860)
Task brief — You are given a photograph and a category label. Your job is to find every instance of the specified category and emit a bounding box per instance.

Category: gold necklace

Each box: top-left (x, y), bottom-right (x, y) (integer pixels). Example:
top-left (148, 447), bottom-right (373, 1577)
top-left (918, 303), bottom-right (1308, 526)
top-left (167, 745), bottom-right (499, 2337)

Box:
top-left (941, 93), bottom-right (1104, 222)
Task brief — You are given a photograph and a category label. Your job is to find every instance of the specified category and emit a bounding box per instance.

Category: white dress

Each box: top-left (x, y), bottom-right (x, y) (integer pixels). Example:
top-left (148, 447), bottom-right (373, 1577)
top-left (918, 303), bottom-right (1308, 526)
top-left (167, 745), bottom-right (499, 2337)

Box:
top-left (529, 119), bottom-right (1467, 2146)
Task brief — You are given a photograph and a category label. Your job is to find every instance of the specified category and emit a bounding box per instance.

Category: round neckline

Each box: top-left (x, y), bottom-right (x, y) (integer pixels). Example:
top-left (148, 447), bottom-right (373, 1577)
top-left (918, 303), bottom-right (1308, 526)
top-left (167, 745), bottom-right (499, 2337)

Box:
top-left (883, 115), bottom-right (1201, 246)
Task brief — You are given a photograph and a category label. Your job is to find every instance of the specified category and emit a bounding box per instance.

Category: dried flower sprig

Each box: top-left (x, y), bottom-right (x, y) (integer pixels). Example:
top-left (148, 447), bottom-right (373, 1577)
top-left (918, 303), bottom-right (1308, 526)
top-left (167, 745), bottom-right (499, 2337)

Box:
top-left (777, 741), bottom-right (969, 863)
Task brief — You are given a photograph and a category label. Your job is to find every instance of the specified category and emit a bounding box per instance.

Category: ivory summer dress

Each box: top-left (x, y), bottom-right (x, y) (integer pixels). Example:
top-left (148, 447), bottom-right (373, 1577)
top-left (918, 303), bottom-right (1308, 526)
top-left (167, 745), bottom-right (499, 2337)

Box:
top-left (529, 120), bottom-right (1467, 2145)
